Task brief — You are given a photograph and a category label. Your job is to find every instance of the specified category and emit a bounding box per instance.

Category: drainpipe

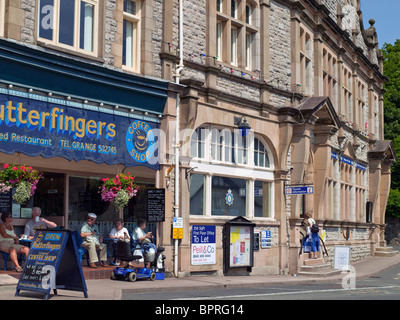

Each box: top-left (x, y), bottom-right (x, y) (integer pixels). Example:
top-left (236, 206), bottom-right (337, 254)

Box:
top-left (173, 0), bottom-right (184, 277)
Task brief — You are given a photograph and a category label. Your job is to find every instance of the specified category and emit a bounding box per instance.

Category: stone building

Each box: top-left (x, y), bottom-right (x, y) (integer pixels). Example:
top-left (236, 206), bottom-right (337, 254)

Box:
top-left (0, 0), bottom-right (395, 276)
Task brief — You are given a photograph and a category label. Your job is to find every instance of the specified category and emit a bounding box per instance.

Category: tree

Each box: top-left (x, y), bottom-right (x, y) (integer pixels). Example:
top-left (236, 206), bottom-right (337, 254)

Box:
top-left (383, 40), bottom-right (400, 217)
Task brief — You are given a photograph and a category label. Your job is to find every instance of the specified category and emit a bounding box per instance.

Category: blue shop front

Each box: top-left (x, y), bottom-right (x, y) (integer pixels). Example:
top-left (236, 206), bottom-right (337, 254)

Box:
top-left (0, 38), bottom-right (175, 238)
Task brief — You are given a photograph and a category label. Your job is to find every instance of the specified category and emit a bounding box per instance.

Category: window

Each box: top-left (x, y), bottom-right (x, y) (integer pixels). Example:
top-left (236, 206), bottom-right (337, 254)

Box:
top-left (245, 32), bottom-right (253, 69)
top-left (254, 138), bottom-right (270, 168)
top-left (299, 27), bottom-right (313, 95)
top-left (231, 0), bottom-right (238, 18)
top-left (216, 1), bottom-right (258, 69)
top-left (123, 0), bottom-right (141, 71)
top-left (189, 127), bottom-right (274, 218)
top-left (190, 127), bottom-right (206, 159)
top-left (322, 47), bottom-right (338, 110)
top-left (216, 22), bottom-right (223, 61)
top-left (246, 4), bottom-right (252, 24)
top-left (38, 0), bottom-right (98, 55)
top-left (231, 27), bottom-right (238, 66)
top-left (217, 0), bottom-right (223, 12)
top-left (254, 181), bottom-right (272, 218)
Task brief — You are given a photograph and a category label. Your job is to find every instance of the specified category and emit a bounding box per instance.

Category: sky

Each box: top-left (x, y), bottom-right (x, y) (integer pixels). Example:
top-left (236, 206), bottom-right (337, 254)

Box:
top-left (360, 0), bottom-right (400, 47)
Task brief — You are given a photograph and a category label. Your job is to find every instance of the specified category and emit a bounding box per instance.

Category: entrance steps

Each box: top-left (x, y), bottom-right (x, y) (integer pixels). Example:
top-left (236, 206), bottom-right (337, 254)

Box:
top-left (298, 258), bottom-right (341, 277)
top-left (375, 246), bottom-right (399, 257)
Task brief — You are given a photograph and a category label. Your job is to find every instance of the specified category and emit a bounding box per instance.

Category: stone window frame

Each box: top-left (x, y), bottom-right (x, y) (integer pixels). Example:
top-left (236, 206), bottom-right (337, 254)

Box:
top-left (0, 0), bottom-right (4, 37)
top-left (190, 126), bottom-right (273, 170)
top-left (215, 0), bottom-right (259, 71)
top-left (36, 0), bottom-right (99, 57)
top-left (299, 25), bottom-right (313, 95)
top-left (122, 0), bottom-right (141, 73)
top-left (322, 45), bottom-right (339, 111)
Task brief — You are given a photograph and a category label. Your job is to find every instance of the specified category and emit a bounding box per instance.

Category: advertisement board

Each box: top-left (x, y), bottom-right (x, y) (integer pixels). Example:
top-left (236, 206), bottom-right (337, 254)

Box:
top-left (191, 225), bottom-right (216, 265)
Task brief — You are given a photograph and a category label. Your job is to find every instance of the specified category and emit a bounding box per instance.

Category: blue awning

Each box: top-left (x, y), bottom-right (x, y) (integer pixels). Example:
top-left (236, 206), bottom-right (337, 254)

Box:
top-left (0, 39), bottom-right (170, 114)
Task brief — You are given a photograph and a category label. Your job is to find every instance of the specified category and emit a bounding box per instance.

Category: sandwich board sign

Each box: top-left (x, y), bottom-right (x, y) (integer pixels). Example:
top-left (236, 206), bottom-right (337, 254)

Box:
top-left (16, 229), bottom-right (88, 300)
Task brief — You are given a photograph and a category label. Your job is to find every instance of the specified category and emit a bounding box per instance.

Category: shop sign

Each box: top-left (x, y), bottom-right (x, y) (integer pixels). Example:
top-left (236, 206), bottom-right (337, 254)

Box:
top-left (191, 225), bottom-right (216, 265)
top-left (0, 90), bottom-right (160, 169)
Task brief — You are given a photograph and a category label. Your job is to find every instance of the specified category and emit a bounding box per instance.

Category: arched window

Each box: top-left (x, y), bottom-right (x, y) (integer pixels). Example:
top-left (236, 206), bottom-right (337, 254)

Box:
top-left (254, 138), bottom-right (270, 168)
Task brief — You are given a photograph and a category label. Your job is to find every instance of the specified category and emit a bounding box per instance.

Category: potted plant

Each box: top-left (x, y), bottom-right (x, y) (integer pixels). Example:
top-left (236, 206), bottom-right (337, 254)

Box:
top-left (99, 173), bottom-right (139, 211)
top-left (0, 164), bottom-right (43, 204)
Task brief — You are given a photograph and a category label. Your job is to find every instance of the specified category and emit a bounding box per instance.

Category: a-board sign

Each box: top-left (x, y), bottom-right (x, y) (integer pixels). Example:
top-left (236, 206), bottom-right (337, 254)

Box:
top-left (147, 188), bottom-right (165, 222)
top-left (16, 229), bottom-right (88, 300)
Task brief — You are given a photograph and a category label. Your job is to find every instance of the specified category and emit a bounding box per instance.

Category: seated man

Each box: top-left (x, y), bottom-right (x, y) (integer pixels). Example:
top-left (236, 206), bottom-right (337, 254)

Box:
top-left (133, 219), bottom-right (157, 265)
top-left (80, 213), bottom-right (108, 268)
top-left (24, 207), bottom-right (57, 240)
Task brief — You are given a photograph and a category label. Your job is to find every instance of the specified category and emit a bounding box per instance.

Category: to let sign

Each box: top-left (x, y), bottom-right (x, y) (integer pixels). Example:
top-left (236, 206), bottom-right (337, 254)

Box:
top-left (191, 225), bottom-right (216, 265)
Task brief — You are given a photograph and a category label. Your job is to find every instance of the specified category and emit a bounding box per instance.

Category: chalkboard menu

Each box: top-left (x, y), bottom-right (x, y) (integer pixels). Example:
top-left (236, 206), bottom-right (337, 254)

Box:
top-left (147, 188), bottom-right (165, 222)
top-left (16, 229), bottom-right (88, 300)
top-left (0, 190), bottom-right (12, 214)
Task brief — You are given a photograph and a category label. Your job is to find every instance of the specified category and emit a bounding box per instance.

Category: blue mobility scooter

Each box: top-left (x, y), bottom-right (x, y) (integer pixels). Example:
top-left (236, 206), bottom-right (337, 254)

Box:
top-left (110, 239), bottom-right (166, 282)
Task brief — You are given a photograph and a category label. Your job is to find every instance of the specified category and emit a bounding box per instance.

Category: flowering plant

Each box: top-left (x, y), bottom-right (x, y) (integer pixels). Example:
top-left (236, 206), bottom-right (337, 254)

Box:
top-left (99, 173), bottom-right (139, 210)
top-left (0, 164), bottom-right (43, 204)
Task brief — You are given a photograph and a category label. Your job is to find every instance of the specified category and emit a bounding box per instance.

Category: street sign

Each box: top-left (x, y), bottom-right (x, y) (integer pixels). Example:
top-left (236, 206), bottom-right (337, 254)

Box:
top-left (285, 186), bottom-right (314, 195)
top-left (172, 217), bottom-right (183, 239)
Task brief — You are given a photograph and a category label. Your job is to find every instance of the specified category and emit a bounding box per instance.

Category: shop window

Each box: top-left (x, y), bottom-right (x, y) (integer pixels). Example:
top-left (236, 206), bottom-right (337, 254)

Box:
top-left (254, 180), bottom-right (272, 218)
top-left (38, 0), bottom-right (98, 55)
top-left (211, 176), bottom-right (246, 216)
top-left (68, 175), bottom-right (110, 231)
top-left (123, 0), bottom-right (141, 71)
top-left (190, 174), bottom-right (204, 215)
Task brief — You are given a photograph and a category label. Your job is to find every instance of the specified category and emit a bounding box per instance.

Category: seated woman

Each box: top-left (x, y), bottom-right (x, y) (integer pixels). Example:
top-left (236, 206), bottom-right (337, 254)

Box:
top-left (0, 212), bottom-right (29, 272)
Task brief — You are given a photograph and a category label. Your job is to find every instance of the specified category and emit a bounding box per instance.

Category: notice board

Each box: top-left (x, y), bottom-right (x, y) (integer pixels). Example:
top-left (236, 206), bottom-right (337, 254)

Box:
top-left (16, 229), bottom-right (88, 300)
top-left (0, 190), bottom-right (12, 214)
top-left (147, 188), bottom-right (165, 222)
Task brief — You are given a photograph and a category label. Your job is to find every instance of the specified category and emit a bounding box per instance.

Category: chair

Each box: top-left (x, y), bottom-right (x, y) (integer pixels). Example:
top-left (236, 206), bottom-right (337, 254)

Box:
top-left (71, 231), bottom-right (90, 267)
top-left (1, 251), bottom-right (23, 271)
top-left (1, 252), bottom-right (9, 271)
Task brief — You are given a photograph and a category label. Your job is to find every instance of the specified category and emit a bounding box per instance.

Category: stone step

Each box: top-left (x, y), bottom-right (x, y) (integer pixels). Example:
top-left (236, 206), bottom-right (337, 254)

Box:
top-left (298, 268), bottom-right (342, 277)
top-left (375, 246), bottom-right (395, 252)
top-left (300, 263), bottom-right (332, 273)
top-left (375, 246), bottom-right (399, 257)
top-left (303, 258), bottom-right (324, 266)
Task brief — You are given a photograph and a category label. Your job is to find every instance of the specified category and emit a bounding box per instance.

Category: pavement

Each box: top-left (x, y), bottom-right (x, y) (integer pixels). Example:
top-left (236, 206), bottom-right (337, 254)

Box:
top-left (1, 253), bottom-right (400, 300)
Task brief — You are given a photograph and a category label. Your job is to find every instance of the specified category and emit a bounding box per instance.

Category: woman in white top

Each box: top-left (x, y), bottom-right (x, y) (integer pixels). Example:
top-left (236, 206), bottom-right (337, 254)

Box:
top-left (0, 212), bottom-right (29, 272)
top-left (109, 218), bottom-right (130, 243)
top-left (303, 211), bottom-right (321, 259)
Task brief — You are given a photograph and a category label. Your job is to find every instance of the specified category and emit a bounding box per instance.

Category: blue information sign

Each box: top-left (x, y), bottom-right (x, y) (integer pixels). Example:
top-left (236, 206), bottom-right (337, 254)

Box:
top-left (285, 186), bottom-right (314, 195)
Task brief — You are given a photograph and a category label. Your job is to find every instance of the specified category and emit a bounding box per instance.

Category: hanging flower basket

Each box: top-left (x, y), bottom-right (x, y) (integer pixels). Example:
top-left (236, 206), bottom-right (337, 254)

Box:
top-left (99, 173), bottom-right (139, 211)
top-left (0, 164), bottom-right (43, 204)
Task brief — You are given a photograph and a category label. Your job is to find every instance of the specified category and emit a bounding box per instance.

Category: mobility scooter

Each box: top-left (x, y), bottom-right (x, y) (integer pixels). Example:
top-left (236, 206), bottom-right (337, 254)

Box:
top-left (110, 239), bottom-right (166, 282)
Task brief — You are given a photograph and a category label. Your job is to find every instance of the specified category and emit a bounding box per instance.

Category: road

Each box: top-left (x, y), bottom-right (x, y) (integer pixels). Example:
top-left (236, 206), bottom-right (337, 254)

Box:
top-left (122, 263), bottom-right (400, 300)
